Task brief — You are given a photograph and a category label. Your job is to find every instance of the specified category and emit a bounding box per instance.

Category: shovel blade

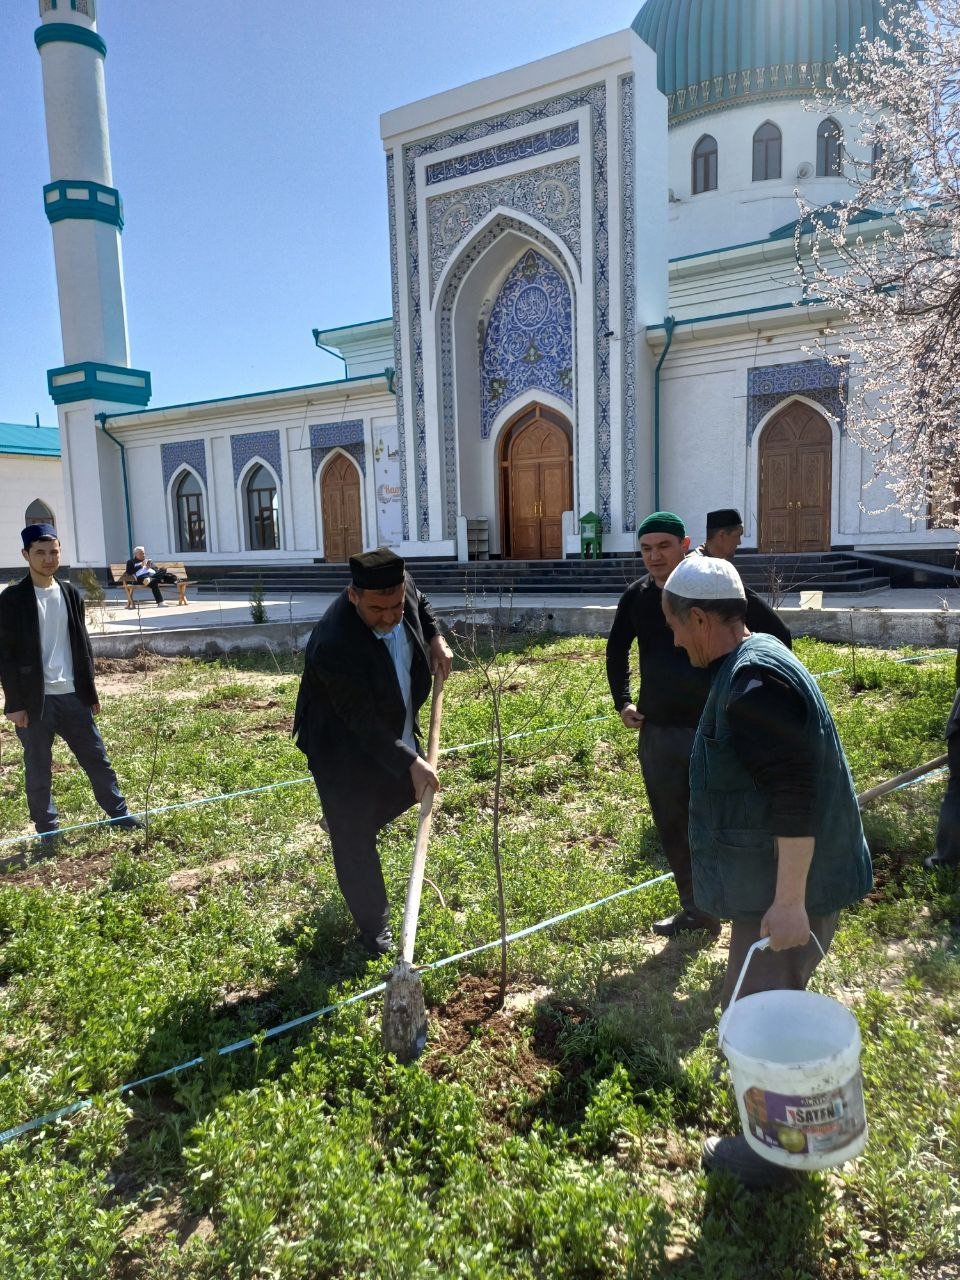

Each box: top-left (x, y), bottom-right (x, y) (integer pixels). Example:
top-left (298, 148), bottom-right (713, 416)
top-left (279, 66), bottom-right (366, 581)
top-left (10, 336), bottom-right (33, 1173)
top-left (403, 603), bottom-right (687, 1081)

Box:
top-left (382, 960), bottom-right (428, 1064)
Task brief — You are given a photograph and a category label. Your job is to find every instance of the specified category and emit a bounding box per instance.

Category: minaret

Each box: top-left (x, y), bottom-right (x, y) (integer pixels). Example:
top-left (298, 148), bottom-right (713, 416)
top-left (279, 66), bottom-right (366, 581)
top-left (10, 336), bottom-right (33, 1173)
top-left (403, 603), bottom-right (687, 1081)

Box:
top-left (35, 0), bottom-right (150, 566)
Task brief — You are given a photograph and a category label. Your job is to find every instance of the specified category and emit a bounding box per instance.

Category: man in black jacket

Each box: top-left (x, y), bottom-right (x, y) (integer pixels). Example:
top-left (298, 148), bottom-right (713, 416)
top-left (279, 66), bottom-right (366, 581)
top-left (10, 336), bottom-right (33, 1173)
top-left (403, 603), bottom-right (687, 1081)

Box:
top-left (606, 511), bottom-right (791, 938)
top-left (293, 548), bottom-right (453, 954)
top-left (0, 525), bottom-right (139, 838)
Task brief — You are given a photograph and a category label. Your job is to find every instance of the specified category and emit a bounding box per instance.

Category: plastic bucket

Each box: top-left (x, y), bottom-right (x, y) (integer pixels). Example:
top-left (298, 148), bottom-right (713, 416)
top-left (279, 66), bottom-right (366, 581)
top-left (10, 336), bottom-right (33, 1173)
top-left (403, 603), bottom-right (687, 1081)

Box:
top-left (717, 937), bottom-right (867, 1170)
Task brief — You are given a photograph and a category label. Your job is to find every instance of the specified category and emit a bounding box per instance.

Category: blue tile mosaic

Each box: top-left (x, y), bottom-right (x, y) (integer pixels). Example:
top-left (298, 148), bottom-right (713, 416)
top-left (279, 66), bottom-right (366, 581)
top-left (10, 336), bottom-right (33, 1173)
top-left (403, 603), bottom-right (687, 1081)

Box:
top-left (428, 159), bottom-right (580, 297)
top-left (230, 430), bottom-right (282, 484)
top-left (619, 74), bottom-right (637, 534)
top-left (747, 359), bottom-right (847, 441)
top-left (437, 217), bottom-right (576, 538)
top-left (398, 83), bottom-right (611, 541)
top-left (480, 250), bottom-right (573, 439)
top-left (425, 123), bottom-right (579, 185)
top-left (310, 420), bottom-right (366, 476)
top-left (385, 153), bottom-right (409, 541)
top-left (161, 439), bottom-right (207, 492)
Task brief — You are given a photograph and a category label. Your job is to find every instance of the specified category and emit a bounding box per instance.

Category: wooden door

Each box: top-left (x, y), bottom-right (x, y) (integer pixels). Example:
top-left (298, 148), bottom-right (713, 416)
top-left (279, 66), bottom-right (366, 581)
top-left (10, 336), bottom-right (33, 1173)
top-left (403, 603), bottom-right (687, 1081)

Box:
top-left (759, 404), bottom-right (831, 552)
top-left (501, 406), bottom-right (572, 559)
top-left (321, 454), bottom-right (362, 562)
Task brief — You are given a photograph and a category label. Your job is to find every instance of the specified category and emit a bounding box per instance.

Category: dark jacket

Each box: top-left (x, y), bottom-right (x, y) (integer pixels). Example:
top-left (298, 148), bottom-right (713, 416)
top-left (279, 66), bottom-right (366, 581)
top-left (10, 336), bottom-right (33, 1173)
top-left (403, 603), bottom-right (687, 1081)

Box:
top-left (0, 574), bottom-right (98, 716)
top-left (689, 633), bottom-right (872, 919)
top-left (292, 573), bottom-right (440, 782)
top-left (605, 573), bottom-right (792, 728)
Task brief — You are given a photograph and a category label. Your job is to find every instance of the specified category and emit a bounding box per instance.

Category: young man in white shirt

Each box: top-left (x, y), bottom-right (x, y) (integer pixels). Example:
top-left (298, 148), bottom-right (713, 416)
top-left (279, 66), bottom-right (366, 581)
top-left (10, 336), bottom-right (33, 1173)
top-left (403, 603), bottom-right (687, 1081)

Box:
top-left (0, 524), bottom-right (141, 839)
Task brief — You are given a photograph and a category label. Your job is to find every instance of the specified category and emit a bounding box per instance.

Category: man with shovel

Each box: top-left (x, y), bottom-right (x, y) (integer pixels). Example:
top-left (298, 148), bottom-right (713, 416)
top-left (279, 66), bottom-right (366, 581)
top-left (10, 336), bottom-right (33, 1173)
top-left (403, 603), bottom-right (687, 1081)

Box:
top-left (293, 548), bottom-right (453, 955)
top-left (661, 554), bottom-right (872, 1185)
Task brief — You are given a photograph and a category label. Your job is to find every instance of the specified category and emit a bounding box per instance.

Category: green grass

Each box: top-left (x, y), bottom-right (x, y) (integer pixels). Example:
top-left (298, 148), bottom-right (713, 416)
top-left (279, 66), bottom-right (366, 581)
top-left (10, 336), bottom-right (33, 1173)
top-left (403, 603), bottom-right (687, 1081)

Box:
top-left (0, 636), bottom-right (957, 1278)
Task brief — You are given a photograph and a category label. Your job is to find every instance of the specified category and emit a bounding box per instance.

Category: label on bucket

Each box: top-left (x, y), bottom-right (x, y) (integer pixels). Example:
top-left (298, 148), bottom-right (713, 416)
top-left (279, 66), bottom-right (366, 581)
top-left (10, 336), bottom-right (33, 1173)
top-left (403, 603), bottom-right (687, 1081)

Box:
top-left (742, 1073), bottom-right (866, 1156)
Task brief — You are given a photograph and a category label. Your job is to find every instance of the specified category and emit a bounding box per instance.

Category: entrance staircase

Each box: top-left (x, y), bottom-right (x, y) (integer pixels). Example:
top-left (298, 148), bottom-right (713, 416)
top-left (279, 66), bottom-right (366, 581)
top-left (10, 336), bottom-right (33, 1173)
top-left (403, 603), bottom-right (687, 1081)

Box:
top-left (185, 552), bottom-right (890, 598)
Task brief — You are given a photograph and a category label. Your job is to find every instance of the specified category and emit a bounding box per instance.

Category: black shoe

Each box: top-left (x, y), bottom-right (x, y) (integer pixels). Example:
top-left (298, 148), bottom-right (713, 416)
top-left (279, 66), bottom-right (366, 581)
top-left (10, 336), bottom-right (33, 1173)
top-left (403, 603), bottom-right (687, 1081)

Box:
top-left (652, 909), bottom-right (721, 938)
top-left (702, 1134), bottom-right (801, 1188)
top-left (924, 852), bottom-right (959, 870)
top-left (360, 928), bottom-right (394, 957)
top-left (111, 815), bottom-right (144, 831)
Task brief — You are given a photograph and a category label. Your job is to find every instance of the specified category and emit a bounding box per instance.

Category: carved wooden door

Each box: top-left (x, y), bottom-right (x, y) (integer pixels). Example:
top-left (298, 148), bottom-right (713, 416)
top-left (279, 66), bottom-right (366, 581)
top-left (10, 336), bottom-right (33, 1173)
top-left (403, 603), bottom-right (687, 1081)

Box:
top-left (321, 454), bottom-right (362, 562)
top-left (759, 404), bottom-right (831, 552)
top-left (502, 410), bottom-right (571, 559)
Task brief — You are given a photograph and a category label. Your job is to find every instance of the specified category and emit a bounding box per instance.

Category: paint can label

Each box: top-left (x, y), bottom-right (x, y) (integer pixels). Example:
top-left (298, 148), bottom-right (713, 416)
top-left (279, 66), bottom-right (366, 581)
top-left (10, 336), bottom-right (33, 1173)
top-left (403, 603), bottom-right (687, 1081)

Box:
top-left (741, 1072), bottom-right (866, 1155)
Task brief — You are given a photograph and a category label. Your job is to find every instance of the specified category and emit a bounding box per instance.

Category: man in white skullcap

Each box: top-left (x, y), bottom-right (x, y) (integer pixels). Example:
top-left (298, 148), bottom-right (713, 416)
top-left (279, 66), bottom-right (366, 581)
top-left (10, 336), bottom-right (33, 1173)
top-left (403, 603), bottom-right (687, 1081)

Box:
top-left (661, 555), bottom-right (873, 1187)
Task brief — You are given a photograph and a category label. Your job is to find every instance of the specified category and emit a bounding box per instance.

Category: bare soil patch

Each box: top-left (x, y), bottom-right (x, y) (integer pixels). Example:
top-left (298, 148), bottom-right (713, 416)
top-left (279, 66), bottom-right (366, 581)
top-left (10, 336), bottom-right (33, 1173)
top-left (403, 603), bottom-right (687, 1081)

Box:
top-left (0, 843), bottom-right (116, 891)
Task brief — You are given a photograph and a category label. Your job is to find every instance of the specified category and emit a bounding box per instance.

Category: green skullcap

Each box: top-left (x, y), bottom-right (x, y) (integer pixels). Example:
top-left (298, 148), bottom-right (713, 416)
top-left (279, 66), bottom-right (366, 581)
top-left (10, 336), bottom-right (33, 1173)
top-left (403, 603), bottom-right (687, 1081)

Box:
top-left (637, 511), bottom-right (685, 539)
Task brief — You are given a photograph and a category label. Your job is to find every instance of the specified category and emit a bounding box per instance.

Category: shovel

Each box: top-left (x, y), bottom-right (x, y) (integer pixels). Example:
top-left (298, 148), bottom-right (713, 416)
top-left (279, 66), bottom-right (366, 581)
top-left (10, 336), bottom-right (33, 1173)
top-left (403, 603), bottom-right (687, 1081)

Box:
top-left (382, 670), bottom-right (445, 1063)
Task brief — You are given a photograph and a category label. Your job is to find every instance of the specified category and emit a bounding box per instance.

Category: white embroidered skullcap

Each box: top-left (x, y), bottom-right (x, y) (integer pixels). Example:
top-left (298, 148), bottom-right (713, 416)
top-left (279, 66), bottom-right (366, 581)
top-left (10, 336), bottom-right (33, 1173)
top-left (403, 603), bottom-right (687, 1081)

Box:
top-left (663, 554), bottom-right (746, 601)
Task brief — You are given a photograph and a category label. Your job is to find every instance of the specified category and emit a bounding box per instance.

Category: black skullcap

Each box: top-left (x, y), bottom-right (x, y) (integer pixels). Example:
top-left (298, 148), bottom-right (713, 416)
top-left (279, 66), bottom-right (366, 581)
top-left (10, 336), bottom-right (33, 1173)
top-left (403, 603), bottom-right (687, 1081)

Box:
top-left (705, 508), bottom-right (742, 532)
top-left (349, 547), bottom-right (405, 590)
top-left (21, 523), bottom-right (58, 548)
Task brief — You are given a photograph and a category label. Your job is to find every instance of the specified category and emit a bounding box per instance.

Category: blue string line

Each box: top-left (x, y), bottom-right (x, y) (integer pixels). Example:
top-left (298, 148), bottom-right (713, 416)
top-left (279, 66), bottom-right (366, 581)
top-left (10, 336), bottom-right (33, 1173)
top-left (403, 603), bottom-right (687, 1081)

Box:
top-left (0, 871), bottom-right (673, 1146)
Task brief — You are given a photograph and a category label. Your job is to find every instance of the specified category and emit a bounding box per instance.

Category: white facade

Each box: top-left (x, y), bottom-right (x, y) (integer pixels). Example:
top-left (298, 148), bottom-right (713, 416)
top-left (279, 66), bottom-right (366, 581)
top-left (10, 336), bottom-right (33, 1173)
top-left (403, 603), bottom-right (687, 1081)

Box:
top-left (0, 452), bottom-right (71, 573)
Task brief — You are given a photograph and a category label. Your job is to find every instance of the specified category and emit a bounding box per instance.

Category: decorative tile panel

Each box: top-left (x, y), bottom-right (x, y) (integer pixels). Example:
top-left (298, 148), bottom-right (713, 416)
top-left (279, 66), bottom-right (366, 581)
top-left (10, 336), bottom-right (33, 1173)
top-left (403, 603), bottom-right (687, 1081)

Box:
top-left (620, 74), bottom-right (637, 534)
top-left (385, 154), bottom-right (409, 540)
top-left (438, 217), bottom-right (577, 538)
top-left (481, 250), bottom-right (573, 438)
top-left (230, 430), bottom-right (282, 483)
top-left (161, 439), bottom-right (206, 491)
top-left (310, 420), bottom-right (366, 476)
top-left (428, 158), bottom-right (580, 296)
top-left (397, 82), bottom-right (610, 541)
top-left (747, 359), bottom-right (847, 441)
top-left (425, 122), bottom-right (579, 185)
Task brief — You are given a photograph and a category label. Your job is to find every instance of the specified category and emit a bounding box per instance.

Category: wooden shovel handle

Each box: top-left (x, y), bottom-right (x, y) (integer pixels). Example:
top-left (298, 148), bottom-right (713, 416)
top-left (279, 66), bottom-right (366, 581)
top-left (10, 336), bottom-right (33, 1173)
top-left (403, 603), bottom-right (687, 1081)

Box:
top-left (399, 671), bottom-right (445, 963)
top-left (856, 753), bottom-right (948, 808)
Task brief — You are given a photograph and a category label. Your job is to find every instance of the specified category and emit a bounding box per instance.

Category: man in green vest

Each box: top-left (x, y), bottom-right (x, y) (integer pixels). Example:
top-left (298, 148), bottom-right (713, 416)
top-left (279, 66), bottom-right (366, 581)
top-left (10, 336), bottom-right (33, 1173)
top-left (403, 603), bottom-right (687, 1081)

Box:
top-left (661, 553), bottom-right (872, 1186)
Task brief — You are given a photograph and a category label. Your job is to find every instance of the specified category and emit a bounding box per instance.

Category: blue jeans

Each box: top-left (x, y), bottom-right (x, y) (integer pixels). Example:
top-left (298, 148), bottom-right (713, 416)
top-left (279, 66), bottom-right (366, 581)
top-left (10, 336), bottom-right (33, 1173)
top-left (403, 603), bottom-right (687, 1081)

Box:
top-left (15, 693), bottom-right (128, 834)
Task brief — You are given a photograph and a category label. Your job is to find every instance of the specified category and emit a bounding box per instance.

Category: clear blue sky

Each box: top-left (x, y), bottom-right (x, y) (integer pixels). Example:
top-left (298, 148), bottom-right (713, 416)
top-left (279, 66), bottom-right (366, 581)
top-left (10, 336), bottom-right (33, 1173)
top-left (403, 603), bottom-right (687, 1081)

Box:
top-left (1, 1), bottom-right (636, 427)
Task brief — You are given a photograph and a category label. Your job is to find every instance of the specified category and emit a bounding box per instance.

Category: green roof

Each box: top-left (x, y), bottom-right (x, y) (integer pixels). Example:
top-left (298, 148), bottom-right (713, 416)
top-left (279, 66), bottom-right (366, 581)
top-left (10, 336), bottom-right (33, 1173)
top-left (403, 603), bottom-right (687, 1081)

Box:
top-left (0, 423), bottom-right (60, 458)
top-left (632, 0), bottom-right (898, 123)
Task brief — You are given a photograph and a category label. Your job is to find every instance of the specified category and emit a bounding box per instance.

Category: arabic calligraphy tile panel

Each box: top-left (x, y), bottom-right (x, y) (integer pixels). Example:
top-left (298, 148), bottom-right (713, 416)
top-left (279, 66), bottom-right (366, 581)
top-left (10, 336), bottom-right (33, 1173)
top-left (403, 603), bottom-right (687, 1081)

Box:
top-left (425, 122), bottom-right (579, 184)
top-left (428, 159), bottom-right (580, 296)
top-left (480, 249), bottom-right (573, 439)
top-left (161, 439), bottom-right (207, 491)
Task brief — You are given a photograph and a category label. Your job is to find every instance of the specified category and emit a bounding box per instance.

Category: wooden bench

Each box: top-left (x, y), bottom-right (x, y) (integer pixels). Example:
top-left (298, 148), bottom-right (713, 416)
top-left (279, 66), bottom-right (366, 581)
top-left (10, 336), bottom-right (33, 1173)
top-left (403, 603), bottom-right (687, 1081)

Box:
top-left (109, 562), bottom-right (195, 608)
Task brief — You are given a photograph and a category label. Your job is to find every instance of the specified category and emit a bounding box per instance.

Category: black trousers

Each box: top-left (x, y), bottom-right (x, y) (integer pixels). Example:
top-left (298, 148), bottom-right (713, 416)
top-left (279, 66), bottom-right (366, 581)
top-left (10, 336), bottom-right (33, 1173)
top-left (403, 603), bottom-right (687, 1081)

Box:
top-left (934, 732), bottom-right (960, 866)
top-left (721, 913), bottom-right (839, 1009)
top-left (639, 721), bottom-right (717, 922)
top-left (312, 762), bottom-right (416, 941)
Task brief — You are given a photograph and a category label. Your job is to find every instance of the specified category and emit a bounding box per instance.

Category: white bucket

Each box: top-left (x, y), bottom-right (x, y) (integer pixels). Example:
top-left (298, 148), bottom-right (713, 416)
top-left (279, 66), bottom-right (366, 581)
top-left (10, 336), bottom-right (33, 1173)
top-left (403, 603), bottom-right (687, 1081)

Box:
top-left (718, 937), bottom-right (867, 1171)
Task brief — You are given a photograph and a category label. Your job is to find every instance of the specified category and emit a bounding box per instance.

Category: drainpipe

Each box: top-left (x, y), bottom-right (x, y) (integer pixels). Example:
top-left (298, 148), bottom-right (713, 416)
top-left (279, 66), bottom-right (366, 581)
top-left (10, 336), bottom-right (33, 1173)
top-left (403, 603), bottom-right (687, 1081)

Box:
top-left (653, 315), bottom-right (676, 512)
top-left (312, 330), bottom-right (348, 374)
top-left (95, 413), bottom-right (133, 554)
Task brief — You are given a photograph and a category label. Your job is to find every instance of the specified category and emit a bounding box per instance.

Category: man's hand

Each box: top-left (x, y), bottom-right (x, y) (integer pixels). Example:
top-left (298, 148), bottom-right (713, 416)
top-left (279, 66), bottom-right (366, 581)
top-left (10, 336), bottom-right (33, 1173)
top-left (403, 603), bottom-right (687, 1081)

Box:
top-left (5, 710), bottom-right (28, 729)
top-left (410, 755), bottom-right (440, 801)
top-left (91, 701), bottom-right (101, 716)
top-left (619, 703), bottom-right (644, 729)
top-left (760, 902), bottom-right (811, 951)
top-left (429, 634), bottom-right (453, 680)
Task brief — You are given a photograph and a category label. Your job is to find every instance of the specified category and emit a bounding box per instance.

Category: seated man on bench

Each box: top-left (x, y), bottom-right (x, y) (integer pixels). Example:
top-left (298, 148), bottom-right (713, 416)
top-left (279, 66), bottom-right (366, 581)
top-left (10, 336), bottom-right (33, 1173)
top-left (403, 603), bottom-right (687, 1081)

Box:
top-left (125, 546), bottom-right (179, 607)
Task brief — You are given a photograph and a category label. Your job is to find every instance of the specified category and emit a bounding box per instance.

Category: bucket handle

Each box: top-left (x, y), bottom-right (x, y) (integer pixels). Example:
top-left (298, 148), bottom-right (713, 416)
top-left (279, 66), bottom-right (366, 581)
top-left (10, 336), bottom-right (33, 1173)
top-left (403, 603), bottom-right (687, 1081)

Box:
top-left (718, 932), bottom-right (827, 1051)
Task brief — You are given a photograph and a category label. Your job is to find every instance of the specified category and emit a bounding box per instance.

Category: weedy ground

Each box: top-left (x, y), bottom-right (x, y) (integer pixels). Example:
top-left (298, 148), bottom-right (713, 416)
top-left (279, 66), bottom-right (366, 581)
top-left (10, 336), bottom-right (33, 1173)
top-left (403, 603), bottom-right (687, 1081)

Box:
top-left (0, 636), bottom-right (957, 1279)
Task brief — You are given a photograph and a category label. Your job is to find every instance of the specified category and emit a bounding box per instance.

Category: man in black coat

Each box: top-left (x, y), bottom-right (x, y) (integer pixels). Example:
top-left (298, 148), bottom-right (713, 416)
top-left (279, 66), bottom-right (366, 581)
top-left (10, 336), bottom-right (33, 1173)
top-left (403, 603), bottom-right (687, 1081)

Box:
top-left (606, 511), bottom-right (792, 938)
top-left (0, 524), bottom-right (140, 838)
top-left (293, 548), bottom-right (453, 954)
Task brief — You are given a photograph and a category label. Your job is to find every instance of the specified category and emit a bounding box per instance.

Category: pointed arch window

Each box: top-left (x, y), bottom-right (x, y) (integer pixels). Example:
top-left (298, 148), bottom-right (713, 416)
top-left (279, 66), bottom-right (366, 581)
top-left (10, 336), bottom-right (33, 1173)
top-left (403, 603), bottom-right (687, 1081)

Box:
top-left (244, 464), bottom-right (280, 550)
top-left (752, 122), bottom-right (782, 181)
top-left (24, 498), bottom-right (56, 528)
top-left (817, 118), bottom-right (842, 176)
top-left (174, 470), bottom-right (207, 552)
top-left (692, 135), bottom-right (718, 195)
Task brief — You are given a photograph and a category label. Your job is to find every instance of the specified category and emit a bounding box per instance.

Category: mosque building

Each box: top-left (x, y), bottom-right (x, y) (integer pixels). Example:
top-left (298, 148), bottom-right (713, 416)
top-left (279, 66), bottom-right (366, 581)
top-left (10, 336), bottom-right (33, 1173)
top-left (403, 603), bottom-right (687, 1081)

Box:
top-left (29, 0), bottom-right (934, 572)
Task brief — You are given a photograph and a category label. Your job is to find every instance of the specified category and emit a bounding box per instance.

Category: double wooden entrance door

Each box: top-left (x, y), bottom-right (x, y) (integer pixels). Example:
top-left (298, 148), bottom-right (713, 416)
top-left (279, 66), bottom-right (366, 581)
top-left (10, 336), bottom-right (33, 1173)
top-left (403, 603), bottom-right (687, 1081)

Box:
top-left (758, 404), bottom-right (832, 553)
top-left (321, 453), bottom-right (362, 563)
top-left (500, 405), bottom-right (572, 560)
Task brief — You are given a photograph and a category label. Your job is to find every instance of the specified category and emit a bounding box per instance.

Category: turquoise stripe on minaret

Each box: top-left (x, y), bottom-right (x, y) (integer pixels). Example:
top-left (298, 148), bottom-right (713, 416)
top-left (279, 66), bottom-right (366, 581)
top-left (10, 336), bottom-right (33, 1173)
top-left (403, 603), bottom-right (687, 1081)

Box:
top-left (34, 23), bottom-right (106, 57)
top-left (47, 362), bottom-right (151, 407)
top-left (43, 180), bottom-right (123, 230)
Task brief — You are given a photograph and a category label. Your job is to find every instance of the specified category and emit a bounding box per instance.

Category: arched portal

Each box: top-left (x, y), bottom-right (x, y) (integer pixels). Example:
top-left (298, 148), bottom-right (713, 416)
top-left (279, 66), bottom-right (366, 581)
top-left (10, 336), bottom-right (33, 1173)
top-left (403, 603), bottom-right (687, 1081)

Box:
top-left (321, 452), bottom-right (362, 563)
top-left (758, 402), bottom-right (832, 552)
top-left (499, 403), bottom-right (572, 560)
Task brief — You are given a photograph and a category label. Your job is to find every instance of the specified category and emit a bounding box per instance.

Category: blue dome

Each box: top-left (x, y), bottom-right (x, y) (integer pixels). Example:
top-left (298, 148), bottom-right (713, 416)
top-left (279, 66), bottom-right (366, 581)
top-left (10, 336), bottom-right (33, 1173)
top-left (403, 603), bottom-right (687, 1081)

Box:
top-left (632, 0), bottom-right (897, 123)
